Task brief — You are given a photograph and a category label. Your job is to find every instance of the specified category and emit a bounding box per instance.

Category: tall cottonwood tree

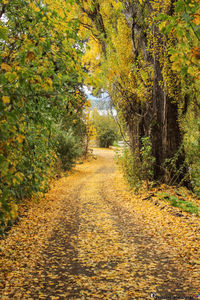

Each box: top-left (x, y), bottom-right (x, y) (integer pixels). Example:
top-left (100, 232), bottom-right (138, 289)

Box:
top-left (122, 0), bottom-right (183, 177)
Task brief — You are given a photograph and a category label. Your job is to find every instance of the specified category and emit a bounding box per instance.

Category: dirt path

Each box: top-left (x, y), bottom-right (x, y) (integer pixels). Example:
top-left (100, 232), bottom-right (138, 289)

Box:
top-left (1, 149), bottom-right (199, 299)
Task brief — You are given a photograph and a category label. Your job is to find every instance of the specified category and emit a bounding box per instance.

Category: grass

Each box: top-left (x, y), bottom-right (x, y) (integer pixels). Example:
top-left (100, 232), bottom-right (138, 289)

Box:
top-left (112, 141), bottom-right (120, 147)
top-left (157, 192), bottom-right (200, 215)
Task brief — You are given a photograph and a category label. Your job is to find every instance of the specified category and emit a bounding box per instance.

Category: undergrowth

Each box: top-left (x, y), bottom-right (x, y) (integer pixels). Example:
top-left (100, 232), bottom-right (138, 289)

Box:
top-left (116, 137), bottom-right (155, 192)
top-left (115, 147), bottom-right (142, 192)
top-left (157, 192), bottom-right (200, 215)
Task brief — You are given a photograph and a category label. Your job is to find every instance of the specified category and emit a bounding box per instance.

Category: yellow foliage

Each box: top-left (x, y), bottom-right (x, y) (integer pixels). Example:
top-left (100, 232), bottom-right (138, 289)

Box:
top-left (2, 96), bottom-right (10, 104)
top-left (26, 51), bottom-right (35, 62)
top-left (9, 203), bottom-right (18, 219)
top-left (16, 134), bottom-right (25, 144)
top-left (82, 39), bottom-right (101, 73)
top-left (193, 13), bottom-right (200, 25)
top-left (29, 2), bottom-right (40, 12)
top-left (1, 63), bottom-right (12, 72)
top-left (158, 20), bottom-right (167, 31)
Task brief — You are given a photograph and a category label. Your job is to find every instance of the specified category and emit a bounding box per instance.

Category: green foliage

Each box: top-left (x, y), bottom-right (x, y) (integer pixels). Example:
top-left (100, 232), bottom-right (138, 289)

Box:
top-left (91, 110), bottom-right (120, 148)
top-left (157, 0), bottom-right (200, 195)
top-left (116, 137), bottom-right (155, 191)
top-left (158, 192), bottom-right (200, 215)
top-left (56, 129), bottom-right (83, 171)
top-left (157, 0), bottom-right (200, 80)
top-left (162, 145), bottom-right (188, 185)
top-left (112, 141), bottom-right (120, 147)
top-left (141, 137), bottom-right (155, 183)
top-left (183, 115), bottom-right (200, 197)
top-left (0, 0), bottom-right (87, 233)
top-left (116, 147), bottom-right (142, 192)
top-left (98, 127), bottom-right (117, 148)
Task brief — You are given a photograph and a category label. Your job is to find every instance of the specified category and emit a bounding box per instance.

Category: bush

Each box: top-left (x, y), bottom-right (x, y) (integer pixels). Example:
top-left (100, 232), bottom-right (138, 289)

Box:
top-left (141, 137), bottom-right (155, 185)
top-left (116, 137), bottom-right (155, 191)
top-left (116, 147), bottom-right (142, 191)
top-left (183, 117), bottom-right (200, 197)
top-left (90, 109), bottom-right (120, 148)
top-left (56, 129), bottom-right (83, 171)
top-left (99, 127), bottom-right (117, 148)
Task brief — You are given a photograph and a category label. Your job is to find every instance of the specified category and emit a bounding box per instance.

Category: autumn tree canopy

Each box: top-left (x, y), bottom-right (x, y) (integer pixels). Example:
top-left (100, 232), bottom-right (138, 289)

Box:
top-left (75, 0), bottom-right (200, 189)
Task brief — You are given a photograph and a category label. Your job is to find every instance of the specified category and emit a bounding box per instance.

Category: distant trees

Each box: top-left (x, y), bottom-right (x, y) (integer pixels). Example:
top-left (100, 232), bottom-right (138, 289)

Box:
top-left (91, 110), bottom-right (120, 148)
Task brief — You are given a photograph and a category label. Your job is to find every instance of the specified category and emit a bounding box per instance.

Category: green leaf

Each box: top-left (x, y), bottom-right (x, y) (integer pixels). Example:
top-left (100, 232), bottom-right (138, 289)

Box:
top-left (182, 12), bottom-right (191, 23)
top-left (181, 66), bottom-right (188, 76)
top-left (0, 26), bottom-right (8, 40)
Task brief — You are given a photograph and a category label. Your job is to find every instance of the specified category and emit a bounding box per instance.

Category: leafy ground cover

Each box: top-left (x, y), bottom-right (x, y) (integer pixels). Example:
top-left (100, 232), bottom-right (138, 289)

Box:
top-left (0, 149), bottom-right (200, 299)
top-left (157, 192), bottom-right (200, 215)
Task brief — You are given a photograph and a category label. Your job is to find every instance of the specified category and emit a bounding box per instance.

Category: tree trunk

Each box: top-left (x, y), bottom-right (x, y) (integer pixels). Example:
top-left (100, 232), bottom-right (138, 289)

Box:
top-left (125, 1), bottom-right (184, 182)
top-left (151, 57), bottom-right (183, 179)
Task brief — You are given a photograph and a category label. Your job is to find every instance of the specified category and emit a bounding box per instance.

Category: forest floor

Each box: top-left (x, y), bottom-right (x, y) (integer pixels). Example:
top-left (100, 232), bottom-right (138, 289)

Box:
top-left (0, 148), bottom-right (200, 299)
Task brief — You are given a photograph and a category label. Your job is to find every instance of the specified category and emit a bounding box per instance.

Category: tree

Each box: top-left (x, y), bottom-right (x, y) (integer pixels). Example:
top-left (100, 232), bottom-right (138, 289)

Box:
top-left (0, 0), bottom-right (87, 231)
top-left (75, 0), bottom-right (199, 186)
top-left (158, 0), bottom-right (200, 193)
top-left (91, 109), bottom-right (120, 148)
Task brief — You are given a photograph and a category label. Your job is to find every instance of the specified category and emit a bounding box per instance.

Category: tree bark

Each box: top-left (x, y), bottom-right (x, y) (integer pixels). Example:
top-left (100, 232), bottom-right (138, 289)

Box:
top-left (150, 57), bottom-right (183, 179)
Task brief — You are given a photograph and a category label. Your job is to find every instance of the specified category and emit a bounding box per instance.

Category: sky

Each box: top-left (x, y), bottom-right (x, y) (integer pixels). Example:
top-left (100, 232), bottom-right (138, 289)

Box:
top-left (82, 86), bottom-right (117, 116)
top-left (82, 86), bottom-right (109, 102)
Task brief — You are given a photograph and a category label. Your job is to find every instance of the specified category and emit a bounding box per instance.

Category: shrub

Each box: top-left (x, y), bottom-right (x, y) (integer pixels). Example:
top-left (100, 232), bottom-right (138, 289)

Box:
top-left (141, 137), bottom-right (155, 187)
top-left (91, 109), bottom-right (120, 148)
top-left (56, 129), bottom-right (83, 171)
top-left (116, 147), bottom-right (142, 191)
top-left (99, 127), bottom-right (117, 148)
top-left (184, 124), bottom-right (200, 197)
top-left (116, 136), bottom-right (155, 191)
